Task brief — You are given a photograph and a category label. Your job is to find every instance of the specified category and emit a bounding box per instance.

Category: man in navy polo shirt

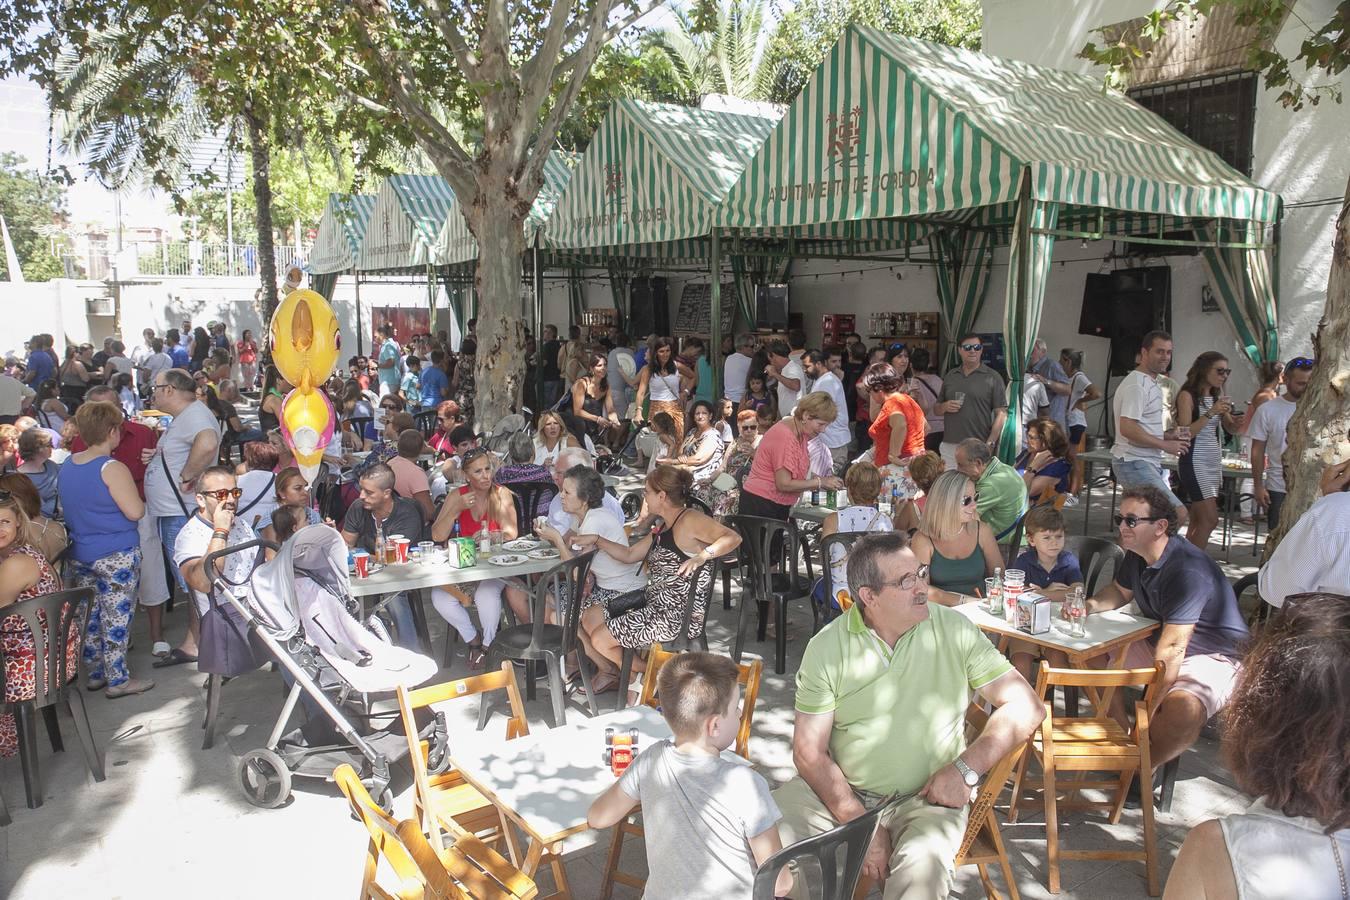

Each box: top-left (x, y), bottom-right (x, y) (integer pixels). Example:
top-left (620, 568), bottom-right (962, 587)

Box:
top-left (1086, 484), bottom-right (1248, 771)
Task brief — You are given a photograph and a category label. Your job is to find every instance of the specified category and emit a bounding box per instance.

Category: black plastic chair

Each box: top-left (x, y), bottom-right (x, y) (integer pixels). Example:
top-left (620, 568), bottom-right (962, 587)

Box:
top-left (480, 551), bottom-right (597, 729)
top-left (752, 793), bottom-right (900, 900)
top-left (0, 587), bottom-right (104, 812)
top-left (414, 409), bottom-right (438, 438)
top-left (614, 558), bottom-right (719, 709)
top-left (504, 479), bottom-right (558, 532)
top-left (729, 515), bottom-right (815, 675)
top-left (347, 416), bottom-right (374, 443)
top-left (818, 532), bottom-right (864, 623)
top-left (687, 495), bottom-right (741, 610)
top-left (1063, 535), bottom-right (1126, 596)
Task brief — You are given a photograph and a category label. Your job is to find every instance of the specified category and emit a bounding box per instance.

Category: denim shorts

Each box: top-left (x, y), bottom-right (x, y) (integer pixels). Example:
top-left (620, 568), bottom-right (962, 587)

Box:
top-left (1111, 458), bottom-right (1183, 509)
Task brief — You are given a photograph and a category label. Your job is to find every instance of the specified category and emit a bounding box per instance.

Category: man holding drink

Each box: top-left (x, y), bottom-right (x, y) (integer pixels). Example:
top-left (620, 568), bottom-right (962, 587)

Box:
top-left (1110, 331), bottom-right (1191, 526)
top-left (937, 332), bottom-right (1008, 470)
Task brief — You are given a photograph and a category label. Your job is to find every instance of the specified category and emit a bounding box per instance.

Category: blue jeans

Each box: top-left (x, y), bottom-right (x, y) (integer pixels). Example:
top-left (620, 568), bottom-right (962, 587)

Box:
top-left (1111, 458), bottom-right (1183, 510)
top-left (233, 427), bottom-right (266, 445)
top-left (157, 514), bottom-right (191, 595)
top-left (380, 591), bottom-right (421, 652)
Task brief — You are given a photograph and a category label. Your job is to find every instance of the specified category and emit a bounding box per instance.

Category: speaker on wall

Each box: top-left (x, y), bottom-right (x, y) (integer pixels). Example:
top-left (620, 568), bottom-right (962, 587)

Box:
top-left (1108, 267), bottom-right (1171, 376)
top-left (628, 276), bottom-right (669, 338)
top-left (755, 284), bottom-right (789, 330)
top-left (1078, 272), bottom-right (1114, 338)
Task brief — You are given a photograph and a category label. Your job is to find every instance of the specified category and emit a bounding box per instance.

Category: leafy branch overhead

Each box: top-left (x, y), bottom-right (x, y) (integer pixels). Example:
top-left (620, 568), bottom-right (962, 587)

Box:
top-left (1078, 0), bottom-right (1347, 109)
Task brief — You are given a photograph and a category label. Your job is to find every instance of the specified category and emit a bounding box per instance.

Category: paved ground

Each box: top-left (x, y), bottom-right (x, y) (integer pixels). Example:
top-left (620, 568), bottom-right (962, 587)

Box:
top-left (0, 483), bottom-right (1265, 899)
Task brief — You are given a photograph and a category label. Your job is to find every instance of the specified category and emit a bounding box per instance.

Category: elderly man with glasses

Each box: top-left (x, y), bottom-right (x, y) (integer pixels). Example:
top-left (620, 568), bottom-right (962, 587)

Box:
top-left (936, 332), bottom-right (1008, 470)
top-left (1085, 485), bottom-right (1248, 795)
top-left (144, 368), bottom-right (222, 666)
top-left (775, 531), bottom-right (1043, 898)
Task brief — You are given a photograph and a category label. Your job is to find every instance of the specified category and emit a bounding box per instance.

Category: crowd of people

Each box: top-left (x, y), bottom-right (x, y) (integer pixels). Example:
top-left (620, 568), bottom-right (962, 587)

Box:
top-left (0, 315), bottom-right (1341, 899)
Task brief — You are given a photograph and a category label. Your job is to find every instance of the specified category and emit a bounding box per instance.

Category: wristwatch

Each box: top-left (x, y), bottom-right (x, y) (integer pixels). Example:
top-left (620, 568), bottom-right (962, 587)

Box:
top-left (952, 755), bottom-right (980, 788)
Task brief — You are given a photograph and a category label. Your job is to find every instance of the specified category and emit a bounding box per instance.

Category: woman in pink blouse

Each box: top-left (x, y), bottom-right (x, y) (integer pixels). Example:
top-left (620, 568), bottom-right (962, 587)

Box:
top-left (738, 391), bottom-right (844, 520)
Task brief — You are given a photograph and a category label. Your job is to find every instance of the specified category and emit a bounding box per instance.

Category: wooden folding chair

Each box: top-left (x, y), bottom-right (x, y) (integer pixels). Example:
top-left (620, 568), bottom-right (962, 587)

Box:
top-left (853, 704), bottom-right (1024, 900)
top-left (334, 764), bottom-right (538, 900)
top-left (600, 644), bottom-right (764, 899)
top-left (397, 662), bottom-right (530, 853)
top-left (1007, 662), bottom-right (1166, 896)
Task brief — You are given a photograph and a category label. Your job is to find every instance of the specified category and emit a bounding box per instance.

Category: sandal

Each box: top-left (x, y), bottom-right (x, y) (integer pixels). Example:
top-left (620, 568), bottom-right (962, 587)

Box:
top-left (106, 678), bottom-right (155, 699)
top-left (589, 672), bottom-right (620, 693)
top-left (152, 648), bottom-right (198, 668)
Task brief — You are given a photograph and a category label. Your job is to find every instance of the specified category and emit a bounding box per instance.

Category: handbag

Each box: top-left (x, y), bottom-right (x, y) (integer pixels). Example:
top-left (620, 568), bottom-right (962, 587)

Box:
top-left (197, 546), bottom-right (268, 677)
top-left (606, 588), bottom-right (648, 618)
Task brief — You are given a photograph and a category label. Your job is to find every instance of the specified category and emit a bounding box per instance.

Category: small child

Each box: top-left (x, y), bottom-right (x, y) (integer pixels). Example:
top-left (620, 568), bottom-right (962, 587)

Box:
top-left (587, 652), bottom-right (791, 899)
top-left (1009, 506), bottom-right (1084, 678)
top-left (401, 356), bottom-right (422, 409)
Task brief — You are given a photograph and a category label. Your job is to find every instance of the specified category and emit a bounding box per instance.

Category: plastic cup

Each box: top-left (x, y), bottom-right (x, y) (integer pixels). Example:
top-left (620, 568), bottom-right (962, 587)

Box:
top-left (418, 540), bottom-right (435, 564)
top-left (353, 551), bottom-right (371, 578)
top-left (952, 391), bottom-right (966, 409)
top-left (393, 537), bottom-right (410, 564)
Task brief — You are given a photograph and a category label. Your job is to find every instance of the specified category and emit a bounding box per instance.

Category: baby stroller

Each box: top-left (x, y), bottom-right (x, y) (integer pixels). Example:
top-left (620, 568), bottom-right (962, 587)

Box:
top-left (205, 525), bottom-right (439, 811)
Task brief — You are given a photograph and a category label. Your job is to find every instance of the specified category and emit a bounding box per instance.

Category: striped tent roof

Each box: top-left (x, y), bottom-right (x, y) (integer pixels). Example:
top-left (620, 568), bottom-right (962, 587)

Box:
top-left (356, 174), bottom-right (458, 271)
top-left (717, 27), bottom-right (1280, 232)
top-left (309, 193), bottom-right (376, 274)
top-left (546, 99), bottom-right (779, 250)
top-left (439, 150), bottom-right (579, 265)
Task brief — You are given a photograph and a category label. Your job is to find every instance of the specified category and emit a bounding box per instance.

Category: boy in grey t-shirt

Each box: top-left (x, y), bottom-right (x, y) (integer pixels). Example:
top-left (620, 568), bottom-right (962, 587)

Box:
top-left (588, 653), bottom-right (789, 899)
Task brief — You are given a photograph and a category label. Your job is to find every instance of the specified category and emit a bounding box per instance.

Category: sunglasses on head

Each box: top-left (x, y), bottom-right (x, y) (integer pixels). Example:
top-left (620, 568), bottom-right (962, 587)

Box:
top-left (961, 492), bottom-right (980, 507)
top-left (1114, 513), bottom-right (1163, 529)
top-left (960, 343), bottom-right (982, 352)
top-left (462, 447), bottom-right (490, 463)
top-left (1287, 357), bottom-right (1315, 371)
top-left (199, 487), bottom-right (244, 502)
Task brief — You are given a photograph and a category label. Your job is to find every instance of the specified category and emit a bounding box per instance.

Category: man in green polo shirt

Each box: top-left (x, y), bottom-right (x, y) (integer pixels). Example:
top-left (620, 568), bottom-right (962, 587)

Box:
top-left (956, 438), bottom-right (1028, 541)
top-left (775, 532), bottom-right (1042, 898)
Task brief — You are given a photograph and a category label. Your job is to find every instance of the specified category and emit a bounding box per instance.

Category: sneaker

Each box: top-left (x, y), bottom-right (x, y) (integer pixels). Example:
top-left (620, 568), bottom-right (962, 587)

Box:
top-left (106, 678), bottom-right (156, 699)
top-left (1063, 495), bottom-right (1079, 508)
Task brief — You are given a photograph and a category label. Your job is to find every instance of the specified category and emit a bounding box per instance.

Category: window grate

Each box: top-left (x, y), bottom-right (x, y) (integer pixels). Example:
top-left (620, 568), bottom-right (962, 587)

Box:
top-left (1129, 72), bottom-right (1258, 176)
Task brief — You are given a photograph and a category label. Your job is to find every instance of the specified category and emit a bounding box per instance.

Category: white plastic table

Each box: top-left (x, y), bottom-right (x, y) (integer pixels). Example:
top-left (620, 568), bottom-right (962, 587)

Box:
top-left (348, 554), bottom-right (562, 597)
top-left (789, 502), bottom-right (835, 524)
top-left (448, 705), bottom-right (677, 898)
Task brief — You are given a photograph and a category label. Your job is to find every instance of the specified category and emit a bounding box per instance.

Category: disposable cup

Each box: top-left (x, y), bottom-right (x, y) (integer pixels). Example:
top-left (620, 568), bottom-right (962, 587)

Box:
top-left (393, 538), bottom-right (410, 564)
top-left (353, 551), bottom-right (371, 578)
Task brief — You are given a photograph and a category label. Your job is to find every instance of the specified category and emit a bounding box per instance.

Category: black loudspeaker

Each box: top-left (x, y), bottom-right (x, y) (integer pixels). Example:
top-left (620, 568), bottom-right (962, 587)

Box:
top-left (755, 284), bottom-right (789, 330)
top-left (1078, 272), bottom-right (1114, 338)
top-left (628, 276), bottom-right (669, 337)
top-left (1107, 267), bottom-right (1171, 376)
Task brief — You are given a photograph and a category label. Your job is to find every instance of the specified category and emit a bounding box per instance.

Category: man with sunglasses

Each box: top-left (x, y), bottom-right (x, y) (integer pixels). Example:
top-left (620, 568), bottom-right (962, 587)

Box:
top-left (778, 531), bottom-right (1043, 896)
top-left (937, 332), bottom-right (1007, 469)
top-left (172, 466), bottom-right (258, 660)
top-left (1247, 357), bottom-right (1314, 529)
top-left (1086, 486), bottom-right (1248, 782)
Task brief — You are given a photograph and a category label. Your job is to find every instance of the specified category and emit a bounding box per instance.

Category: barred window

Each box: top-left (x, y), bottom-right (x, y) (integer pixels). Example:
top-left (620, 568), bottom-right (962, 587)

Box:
top-left (1129, 72), bottom-right (1258, 176)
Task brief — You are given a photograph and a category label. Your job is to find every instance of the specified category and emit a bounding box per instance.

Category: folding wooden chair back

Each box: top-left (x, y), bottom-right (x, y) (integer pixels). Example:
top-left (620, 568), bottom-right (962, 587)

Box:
top-left (1007, 662), bottom-right (1167, 896)
top-left (601, 644), bottom-right (764, 898)
top-left (396, 662), bottom-right (529, 851)
top-left (334, 764), bottom-right (537, 900)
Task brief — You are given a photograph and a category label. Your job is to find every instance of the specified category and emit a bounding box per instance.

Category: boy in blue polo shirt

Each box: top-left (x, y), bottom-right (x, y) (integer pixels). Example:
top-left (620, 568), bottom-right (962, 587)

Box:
top-left (1010, 506), bottom-right (1084, 678)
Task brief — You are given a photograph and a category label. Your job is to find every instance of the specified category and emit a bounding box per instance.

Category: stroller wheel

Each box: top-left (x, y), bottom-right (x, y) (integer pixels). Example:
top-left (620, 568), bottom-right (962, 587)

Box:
top-left (238, 748), bottom-right (292, 809)
top-left (363, 779), bottom-right (394, 817)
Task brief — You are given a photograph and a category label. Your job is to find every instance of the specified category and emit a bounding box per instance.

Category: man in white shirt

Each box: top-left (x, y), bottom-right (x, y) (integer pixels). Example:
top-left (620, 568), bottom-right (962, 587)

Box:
top-left (766, 338), bottom-right (804, 416)
top-left (1110, 330), bottom-right (1190, 523)
top-left (723, 333), bottom-right (756, 403)
top-left (129, 328), bottom-right (156, 389)
top-left (1258, 458), bottom-right (1350, 608)
top-left (140, 338), bottom-right (174, 388)
top-left (803, 350), bottom-right (851, 472)
top-left (1020, 376), bottom-right (1049, 429)
top-left (1248, 358), bottom-right (1312, 530)
top-left (0, 370), bottom-right (35, 424)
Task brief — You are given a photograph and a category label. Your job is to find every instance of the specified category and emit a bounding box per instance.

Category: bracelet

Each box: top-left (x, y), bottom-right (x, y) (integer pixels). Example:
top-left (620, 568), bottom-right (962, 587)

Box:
top-left (211, 530), bottom-right (229, 540)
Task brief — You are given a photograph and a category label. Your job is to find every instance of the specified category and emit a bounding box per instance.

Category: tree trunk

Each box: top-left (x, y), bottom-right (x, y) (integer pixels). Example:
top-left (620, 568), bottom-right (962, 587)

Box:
top-left (466, 192), bottom-right (529, 433)
top-left (1265, 174), bottom-right (1350, 556)
top-left (245, 104), bottom-right (279, 368)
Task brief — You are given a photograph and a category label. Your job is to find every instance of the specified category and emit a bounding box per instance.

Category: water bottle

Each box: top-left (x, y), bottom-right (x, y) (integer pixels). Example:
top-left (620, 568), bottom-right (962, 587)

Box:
top-left (1068, 586), bottom-right (1087, 638)
top-left (479, 525), bottom-right (492, 556)
top-left (878, 490), bottom-right (891, 519)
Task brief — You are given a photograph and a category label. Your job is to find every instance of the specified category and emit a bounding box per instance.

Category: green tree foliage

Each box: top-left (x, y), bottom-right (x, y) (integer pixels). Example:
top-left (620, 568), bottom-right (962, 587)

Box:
top-left (761, 0), bottom-right (982, 104)
top-left (650, 0), bottom-right (773, 104)
top-left (0, 153), bottom-right (69, 282)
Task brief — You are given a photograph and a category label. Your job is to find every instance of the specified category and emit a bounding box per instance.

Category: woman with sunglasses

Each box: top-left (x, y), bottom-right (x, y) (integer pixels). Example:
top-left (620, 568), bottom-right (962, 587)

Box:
top-left (909, 471), bottom-right (1001, 606)
top-left (58, 400), bottom-right (154, 697)
top-left (1175, 352), bottom-right (1245, 549)
top-left (701, 409), bottom-right (761, 516)
top-left (429, 446), bottom-right (521, 669)
top-left (563, 350), bottom-right (619, 447)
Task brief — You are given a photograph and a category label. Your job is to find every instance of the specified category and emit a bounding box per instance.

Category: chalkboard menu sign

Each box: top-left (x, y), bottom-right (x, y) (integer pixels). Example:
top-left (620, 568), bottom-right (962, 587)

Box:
top-left (675, 282), bottom-right (736, 335)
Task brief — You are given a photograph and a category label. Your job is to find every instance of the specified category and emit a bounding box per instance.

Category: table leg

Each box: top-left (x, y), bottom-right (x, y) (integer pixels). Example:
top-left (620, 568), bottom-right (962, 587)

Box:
top-left (521, 836), bottom-right (545, 877)
top-left (548, 843), bottom-right (572, 899)
top-left (1082, 461), bottom-right (1094, 535)
top-left (410, 588), bottom-right (432, 654)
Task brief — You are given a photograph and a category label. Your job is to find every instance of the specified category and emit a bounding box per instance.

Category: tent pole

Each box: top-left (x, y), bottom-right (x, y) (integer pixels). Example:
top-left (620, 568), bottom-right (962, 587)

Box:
top-left (354, 269), bottom-right (364, 356)
top-left (710, 229), bottom-right (723, 400)
top-left (533, 241), bottom-right (545, 414)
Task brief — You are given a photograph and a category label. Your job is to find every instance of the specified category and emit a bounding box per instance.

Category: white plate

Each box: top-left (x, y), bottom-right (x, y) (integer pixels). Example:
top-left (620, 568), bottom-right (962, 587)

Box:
top-left (527, 548), bottom-right (559, 560)
top-left (503, 538), bottom-right (540, 552)
top-left (488, 553), bottom-right (528, 566)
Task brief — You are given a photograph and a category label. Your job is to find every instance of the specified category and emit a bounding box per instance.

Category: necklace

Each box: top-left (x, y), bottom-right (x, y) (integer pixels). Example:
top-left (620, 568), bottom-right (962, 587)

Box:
top-left (1332, 835), bottom-right (1347, 900)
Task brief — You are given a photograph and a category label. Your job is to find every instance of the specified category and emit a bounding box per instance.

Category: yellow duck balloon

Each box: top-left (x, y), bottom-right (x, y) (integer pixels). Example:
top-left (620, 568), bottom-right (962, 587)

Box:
top-left (269, 288), bottom-right (341, 482)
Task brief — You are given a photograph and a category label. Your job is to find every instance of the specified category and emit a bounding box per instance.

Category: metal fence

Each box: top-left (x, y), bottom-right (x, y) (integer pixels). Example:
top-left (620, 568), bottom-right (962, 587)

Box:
top-left (85, 241), bottom-right (310, 279)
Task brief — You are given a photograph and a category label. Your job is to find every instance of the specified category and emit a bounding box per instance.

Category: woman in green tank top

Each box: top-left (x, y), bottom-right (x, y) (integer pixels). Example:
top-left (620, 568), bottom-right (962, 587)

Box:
top-left (910, 470), bottom-right (1003, 604)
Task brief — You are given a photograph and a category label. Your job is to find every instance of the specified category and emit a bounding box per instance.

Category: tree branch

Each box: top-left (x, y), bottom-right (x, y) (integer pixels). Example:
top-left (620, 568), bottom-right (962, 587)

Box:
top-left (555, 0), bottom-right (662, 78)
top-left (515, 0), bottom-right (575, 144)
top-left (416, 0), bottom-right (483, 79)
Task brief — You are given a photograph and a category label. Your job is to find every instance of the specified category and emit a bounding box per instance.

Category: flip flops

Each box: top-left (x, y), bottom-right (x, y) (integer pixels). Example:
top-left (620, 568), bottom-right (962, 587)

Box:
top-left (152, 648), bottom-right (198, 668)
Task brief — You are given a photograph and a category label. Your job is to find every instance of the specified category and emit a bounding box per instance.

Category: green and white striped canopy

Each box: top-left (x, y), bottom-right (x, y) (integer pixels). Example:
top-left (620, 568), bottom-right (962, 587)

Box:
top-left (356, 174), bottom-right (458, 272)
top-left (309, 193), bottom-right (377, 275)
top-left (717, 26), bottom-right (1280, 231)
top-left (438, 150), bottom-right (579, 265)
top-left (546, 99), bottom-right (779, 250)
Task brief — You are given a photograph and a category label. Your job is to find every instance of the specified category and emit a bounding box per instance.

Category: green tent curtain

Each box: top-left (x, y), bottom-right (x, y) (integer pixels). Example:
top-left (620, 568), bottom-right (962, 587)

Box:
top-left (929, 228), bottom-right (996, 371)
top-left (998, 187), bottom-right (1061, 466)
top-left (606, 259), bottom-right (631, 328)
top-left (569, 266), bottom-right (586, 324)
top-left (442, 266), bottom-right (470, 342)
top-left (1196, 222), bottom-right (1279, 366)
top-left (731, 251), bottom-right (792, 333)
top-left (310, 272), bottom-right (338, 302)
